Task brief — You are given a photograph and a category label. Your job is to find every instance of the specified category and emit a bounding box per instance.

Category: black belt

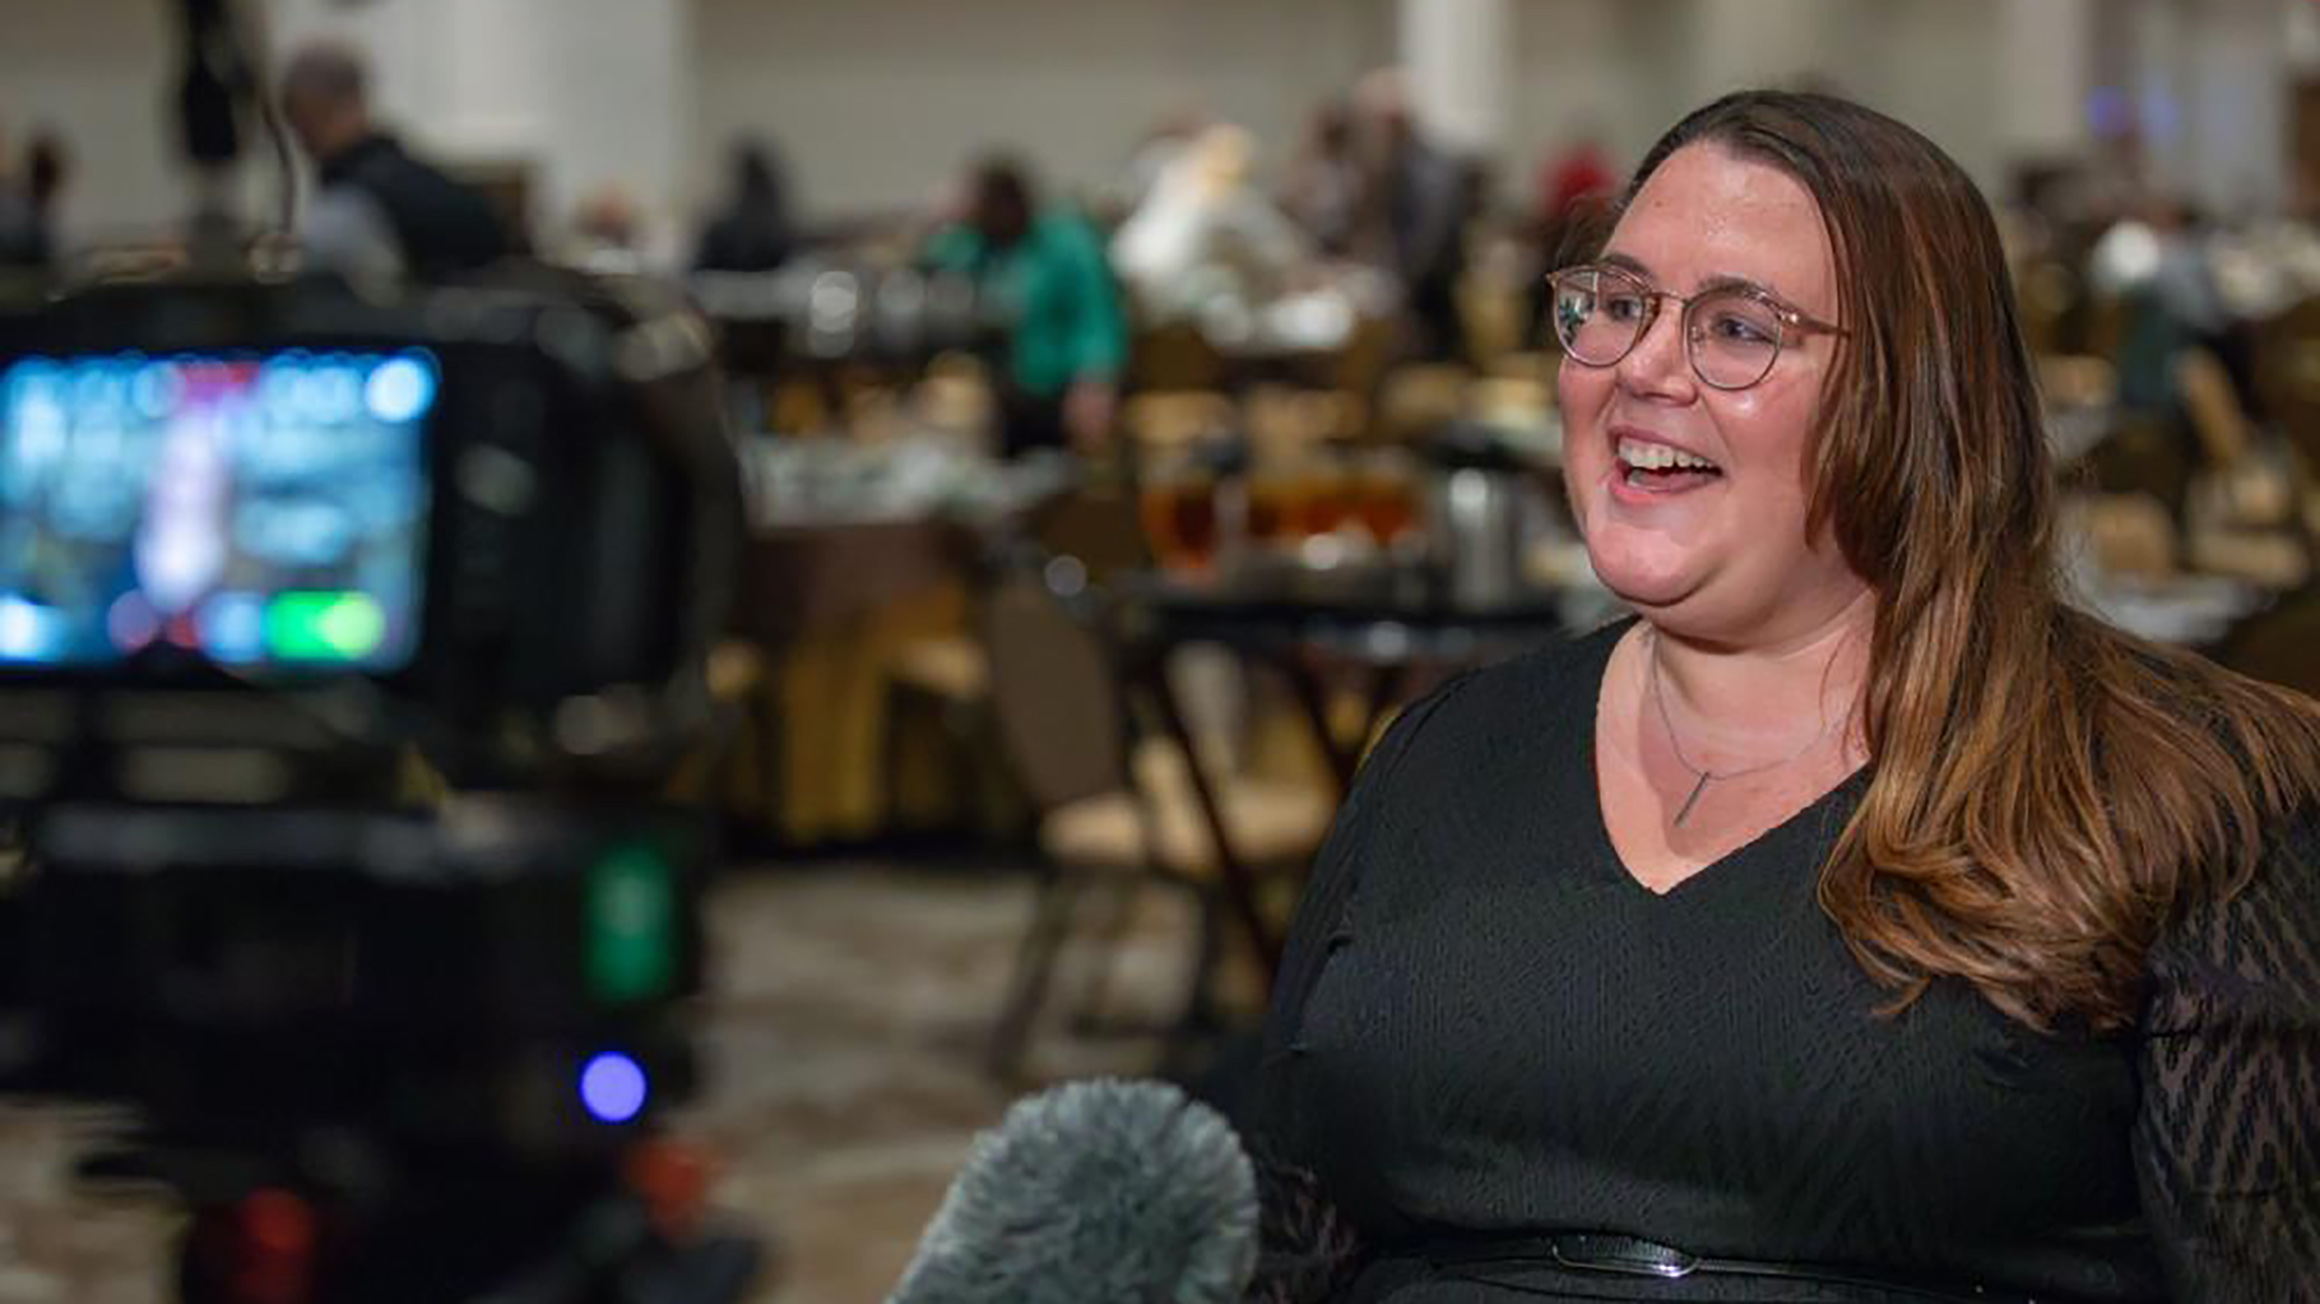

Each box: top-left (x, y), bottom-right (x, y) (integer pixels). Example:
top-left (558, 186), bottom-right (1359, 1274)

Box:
top-left (1416, 1231), bottom-right (2056, 1303)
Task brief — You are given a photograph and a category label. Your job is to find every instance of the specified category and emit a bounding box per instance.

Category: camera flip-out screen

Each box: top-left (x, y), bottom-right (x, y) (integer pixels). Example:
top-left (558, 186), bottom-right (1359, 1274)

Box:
top-left (0, 348), bottom-right (435, 673)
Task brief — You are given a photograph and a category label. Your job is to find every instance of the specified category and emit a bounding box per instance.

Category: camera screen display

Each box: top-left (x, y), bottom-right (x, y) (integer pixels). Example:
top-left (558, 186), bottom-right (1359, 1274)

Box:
top-left (0, 349), bottom-right (434, 672)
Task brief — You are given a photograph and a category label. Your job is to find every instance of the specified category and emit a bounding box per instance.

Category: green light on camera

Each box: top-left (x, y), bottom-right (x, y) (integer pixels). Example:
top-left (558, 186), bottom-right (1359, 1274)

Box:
top-left (264, 592), bottom-right (386, 662)
top-left (587, 842), bottom-right (678, 1004)
top-left (317, 594), bottom-right (386, 658)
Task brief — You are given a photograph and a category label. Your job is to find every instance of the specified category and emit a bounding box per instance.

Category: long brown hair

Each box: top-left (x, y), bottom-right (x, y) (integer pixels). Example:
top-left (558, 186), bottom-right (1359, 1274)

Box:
top-left (1624, 90), bottom-right (2320, 1031)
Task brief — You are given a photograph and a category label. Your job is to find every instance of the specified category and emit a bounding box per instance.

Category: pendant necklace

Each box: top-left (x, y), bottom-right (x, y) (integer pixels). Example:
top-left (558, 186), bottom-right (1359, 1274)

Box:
top-left (1645, 628), bottom-right (1843, 828)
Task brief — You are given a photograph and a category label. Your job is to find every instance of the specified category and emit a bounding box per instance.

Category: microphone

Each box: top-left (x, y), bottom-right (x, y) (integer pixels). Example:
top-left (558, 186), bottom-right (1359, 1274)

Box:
top-left (887, 1078), bottom-right (1258, 1304)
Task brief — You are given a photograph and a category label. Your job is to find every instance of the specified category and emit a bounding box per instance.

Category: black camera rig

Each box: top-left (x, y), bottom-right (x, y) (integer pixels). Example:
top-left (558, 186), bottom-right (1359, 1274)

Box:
top-left (0, 270), bottom-right (758, 1304)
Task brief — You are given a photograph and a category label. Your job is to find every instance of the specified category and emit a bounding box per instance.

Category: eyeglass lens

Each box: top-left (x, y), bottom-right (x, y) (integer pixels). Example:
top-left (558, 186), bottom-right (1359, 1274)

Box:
top-left (1552, 268), bottom-right (1785, 389)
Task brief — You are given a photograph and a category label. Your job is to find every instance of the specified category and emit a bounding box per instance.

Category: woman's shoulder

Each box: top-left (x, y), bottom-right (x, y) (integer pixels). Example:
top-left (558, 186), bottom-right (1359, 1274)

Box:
top-left (1429, 615), bottom-right (1629, 723)
top-left (1359, 616), bottom-right (1630, 782)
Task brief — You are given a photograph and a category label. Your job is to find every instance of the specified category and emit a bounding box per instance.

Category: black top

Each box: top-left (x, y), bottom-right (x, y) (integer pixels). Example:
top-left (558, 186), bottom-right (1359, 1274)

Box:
top-left (1253, 619), bottom-right (2320, 1302)
top-left (319, 134), bottom-right (511, 280)
top-left (694, 204), bottom-right (794, 274)
top-left (0, 183), bottom-right (47, 270)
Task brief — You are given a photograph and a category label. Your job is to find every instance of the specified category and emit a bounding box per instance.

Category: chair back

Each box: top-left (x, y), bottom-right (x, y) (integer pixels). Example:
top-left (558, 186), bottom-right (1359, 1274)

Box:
top-left (1123, 390), bottom-right (1237, 457)
top-left (1129, 321), bottom-right (1226, 392)
top-left (979, 564), bottom-right (1132, 815)
top-left (1026, 485), bottom-right (1154, 584)
top-left (2257, 294), bottom-right (2320, 474)
top-left (2219, 583), bottom-right (2320, 699)
top-left (2175, 347), bottom-right (2254, 468)
top-left (2015, 258), bottom-right (2079, 358)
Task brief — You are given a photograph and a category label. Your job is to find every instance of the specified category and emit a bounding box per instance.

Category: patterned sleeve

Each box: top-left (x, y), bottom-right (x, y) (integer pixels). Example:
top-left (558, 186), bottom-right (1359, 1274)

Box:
top-left (2132, 812), bottom-right (2320, 1300)
top-left (1253, 670), bottom-right (1472, 1143)
top-left (1244, 673), bottom-right (1473, 1304)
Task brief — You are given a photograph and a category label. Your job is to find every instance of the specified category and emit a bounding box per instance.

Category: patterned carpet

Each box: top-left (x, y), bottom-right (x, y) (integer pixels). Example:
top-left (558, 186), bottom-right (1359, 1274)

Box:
top-left (0, 858), bottom-right (1235, 1304)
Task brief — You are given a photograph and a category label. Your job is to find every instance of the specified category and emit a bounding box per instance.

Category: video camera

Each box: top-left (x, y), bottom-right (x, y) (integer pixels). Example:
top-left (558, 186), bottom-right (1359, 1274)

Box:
top-left (0, 269), bottom-right (754, 1304)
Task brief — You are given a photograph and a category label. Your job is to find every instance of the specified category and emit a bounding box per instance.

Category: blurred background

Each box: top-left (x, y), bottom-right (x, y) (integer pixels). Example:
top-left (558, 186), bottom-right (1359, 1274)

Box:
top-left (5, 1), bottom-right (2320, 1301)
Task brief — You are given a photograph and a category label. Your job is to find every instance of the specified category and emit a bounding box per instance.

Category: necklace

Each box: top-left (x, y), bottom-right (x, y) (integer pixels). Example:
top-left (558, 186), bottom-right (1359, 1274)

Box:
top-left (1644, 629), bottom-right (1844, 828)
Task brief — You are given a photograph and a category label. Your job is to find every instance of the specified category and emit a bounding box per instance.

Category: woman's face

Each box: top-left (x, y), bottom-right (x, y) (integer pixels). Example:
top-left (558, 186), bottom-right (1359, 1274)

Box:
top-left (1558, 143), bottom-right (1869, 644)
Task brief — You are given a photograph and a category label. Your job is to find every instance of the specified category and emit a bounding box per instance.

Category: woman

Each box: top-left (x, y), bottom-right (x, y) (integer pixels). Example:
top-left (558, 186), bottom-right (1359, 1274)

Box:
top-left (1113, 123), bottom-right (1313, 323)
top-left (1251, 90), bottom-right (2320, 1303)
top-left (1280, 100), bottom-right (1364, 258)
top-left (922, 157), bottom-right (1128, 458)
top-left (693, 139), bottom-right (796, 274)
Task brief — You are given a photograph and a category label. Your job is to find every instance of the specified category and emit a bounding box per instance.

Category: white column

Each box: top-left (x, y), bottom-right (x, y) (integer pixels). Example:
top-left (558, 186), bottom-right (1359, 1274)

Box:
top-left (2099, 0), bottom-right (2290, 217)
top-left (431, 0), bottom-right (557, 163)
top-left (1996, 0), bottom-right (2097, 163)
top-left (2178, 0), bottom-right (2290, 217)
top-left (528, 0), bottom-right (692, 246)
top-left (1398, 0), bottom-right (1513, 155)
top-left (1504, 0), bottom-right (1625, 180)
top-left (1685, 0), bottom-right (1840, 102)
top-left (2291, 0), bottom-right (2320, 74)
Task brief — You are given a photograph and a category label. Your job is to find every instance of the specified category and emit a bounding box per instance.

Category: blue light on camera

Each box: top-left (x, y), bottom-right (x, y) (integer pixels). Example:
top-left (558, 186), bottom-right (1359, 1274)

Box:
top-left (0, 596), bottom-right (67, 663)
top-left (579, 1052), bottom-right (649, 1125)
top-left (197, 591), bottom-right (267, 665)
top-left (106, 591), bottom-right (160, 656)
top-left (365, 353), bottom-right (438, 425)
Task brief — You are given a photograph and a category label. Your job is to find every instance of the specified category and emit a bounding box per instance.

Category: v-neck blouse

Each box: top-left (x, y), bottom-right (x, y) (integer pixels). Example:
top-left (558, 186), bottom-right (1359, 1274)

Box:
top-left (1252, 619), bottom-right (2320, 1302)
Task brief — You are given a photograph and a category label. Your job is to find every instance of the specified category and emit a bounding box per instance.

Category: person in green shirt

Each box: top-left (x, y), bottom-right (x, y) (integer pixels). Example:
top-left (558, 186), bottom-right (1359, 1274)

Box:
top-left (924, 157), bottom-right (1128, 458)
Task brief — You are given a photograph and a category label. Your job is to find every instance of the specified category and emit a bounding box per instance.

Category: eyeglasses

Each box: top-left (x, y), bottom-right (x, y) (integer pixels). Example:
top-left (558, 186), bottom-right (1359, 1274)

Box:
top-left (1547, 263), bottom-right (1846, 391)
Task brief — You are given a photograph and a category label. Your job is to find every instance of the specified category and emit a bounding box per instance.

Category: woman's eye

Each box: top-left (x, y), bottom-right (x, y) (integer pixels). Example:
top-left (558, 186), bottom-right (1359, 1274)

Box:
top-left (1706, 309), bottom-right (1775, 344)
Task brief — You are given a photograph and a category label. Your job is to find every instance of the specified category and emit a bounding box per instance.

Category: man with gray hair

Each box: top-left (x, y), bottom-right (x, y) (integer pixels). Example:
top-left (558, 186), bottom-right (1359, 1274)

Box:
top-left (278, 41), bottom-right (510, 281)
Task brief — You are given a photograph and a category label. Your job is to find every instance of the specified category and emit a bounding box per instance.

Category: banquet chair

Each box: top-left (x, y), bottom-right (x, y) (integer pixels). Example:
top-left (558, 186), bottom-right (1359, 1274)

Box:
top-left (2176, 347), bottom-right (2256, 469)
top-left (2015, 258), bottom-right (2080, 359)
top-left (1122, 390), bottom-right (1238, 457)
top-left (1374, 363), bottom-right (1472, 445)
top-left (2254, 294), bottom-right (2320, 539)
top-left (2077, 492), bottom-right (2178, 582)
top-left (978, 558), bottom-right (1332, 1080)
top-left (1129, 321), bottom-right (1227, 393)
top-left (2217, 580), bottom-right (2320, 699)
top-left (2177, 348), bottom-right (2313, 589)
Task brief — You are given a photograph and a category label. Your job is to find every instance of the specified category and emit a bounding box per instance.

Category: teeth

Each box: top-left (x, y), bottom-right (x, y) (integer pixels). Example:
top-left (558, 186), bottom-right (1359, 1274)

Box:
top-left (1618, 437), bottom-right (1719, 472)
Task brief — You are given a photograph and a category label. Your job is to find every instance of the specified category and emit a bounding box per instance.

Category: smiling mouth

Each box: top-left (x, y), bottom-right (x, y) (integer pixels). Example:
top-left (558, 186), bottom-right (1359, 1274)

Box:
top-left (1615, 436), bottom-right (1724, 493)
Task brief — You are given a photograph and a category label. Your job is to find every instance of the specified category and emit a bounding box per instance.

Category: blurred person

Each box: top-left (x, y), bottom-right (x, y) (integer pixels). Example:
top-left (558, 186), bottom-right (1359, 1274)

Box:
top-left (2093, 197), bottom-right (2256, 421)
top-left (1349, 68), bottom-right (1474, 361)
top-left (1527, 131), bottom-right (1620, 347)
top-left (693, 138), bottom-right (796, 273)
top-left (2145, 203), bottom-right (2248, 391)
top-left (277, 40), bottom-right (510, 281)
top-left (1118, 104), bottom-right (1210, 217)
top-left (568, 182), bottom-right (648, 275)
top-left (1536, 129), bottom-right (1616, 229)
top-left (0, 118), bottom-right (43, 269)
top-left (1249, 89), bottom-right (2320, 1303)
top-left (1279, 100), bottom-right (1364, 257)
top-left (24, 130), bottom-right (70, 258)
top-left (1112, 124), bottom-right (1312, 322)
top-left (923, 155), bottom-right (1127, 459)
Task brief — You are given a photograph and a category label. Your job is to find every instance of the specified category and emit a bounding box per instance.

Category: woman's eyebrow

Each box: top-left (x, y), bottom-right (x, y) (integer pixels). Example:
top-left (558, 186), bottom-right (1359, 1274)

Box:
top-left (1695, 272), bottom-right (1783, 300)
top-left (1597, 253), bottom-right (1783, 302)
top-left (1599, 250), bottom-right (1653, 280)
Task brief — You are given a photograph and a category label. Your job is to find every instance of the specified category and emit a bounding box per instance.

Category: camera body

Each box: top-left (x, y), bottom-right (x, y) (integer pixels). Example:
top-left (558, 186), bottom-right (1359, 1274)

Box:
top-left (0, 271), bottom-right (737, 787)
top-left (0, 272), bottom-right (751, 1300)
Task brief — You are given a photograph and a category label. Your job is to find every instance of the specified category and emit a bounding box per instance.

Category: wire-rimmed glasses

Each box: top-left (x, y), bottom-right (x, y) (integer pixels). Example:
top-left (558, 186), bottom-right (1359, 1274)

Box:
top-left (1547, 263), bottom-right (1845, 391)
